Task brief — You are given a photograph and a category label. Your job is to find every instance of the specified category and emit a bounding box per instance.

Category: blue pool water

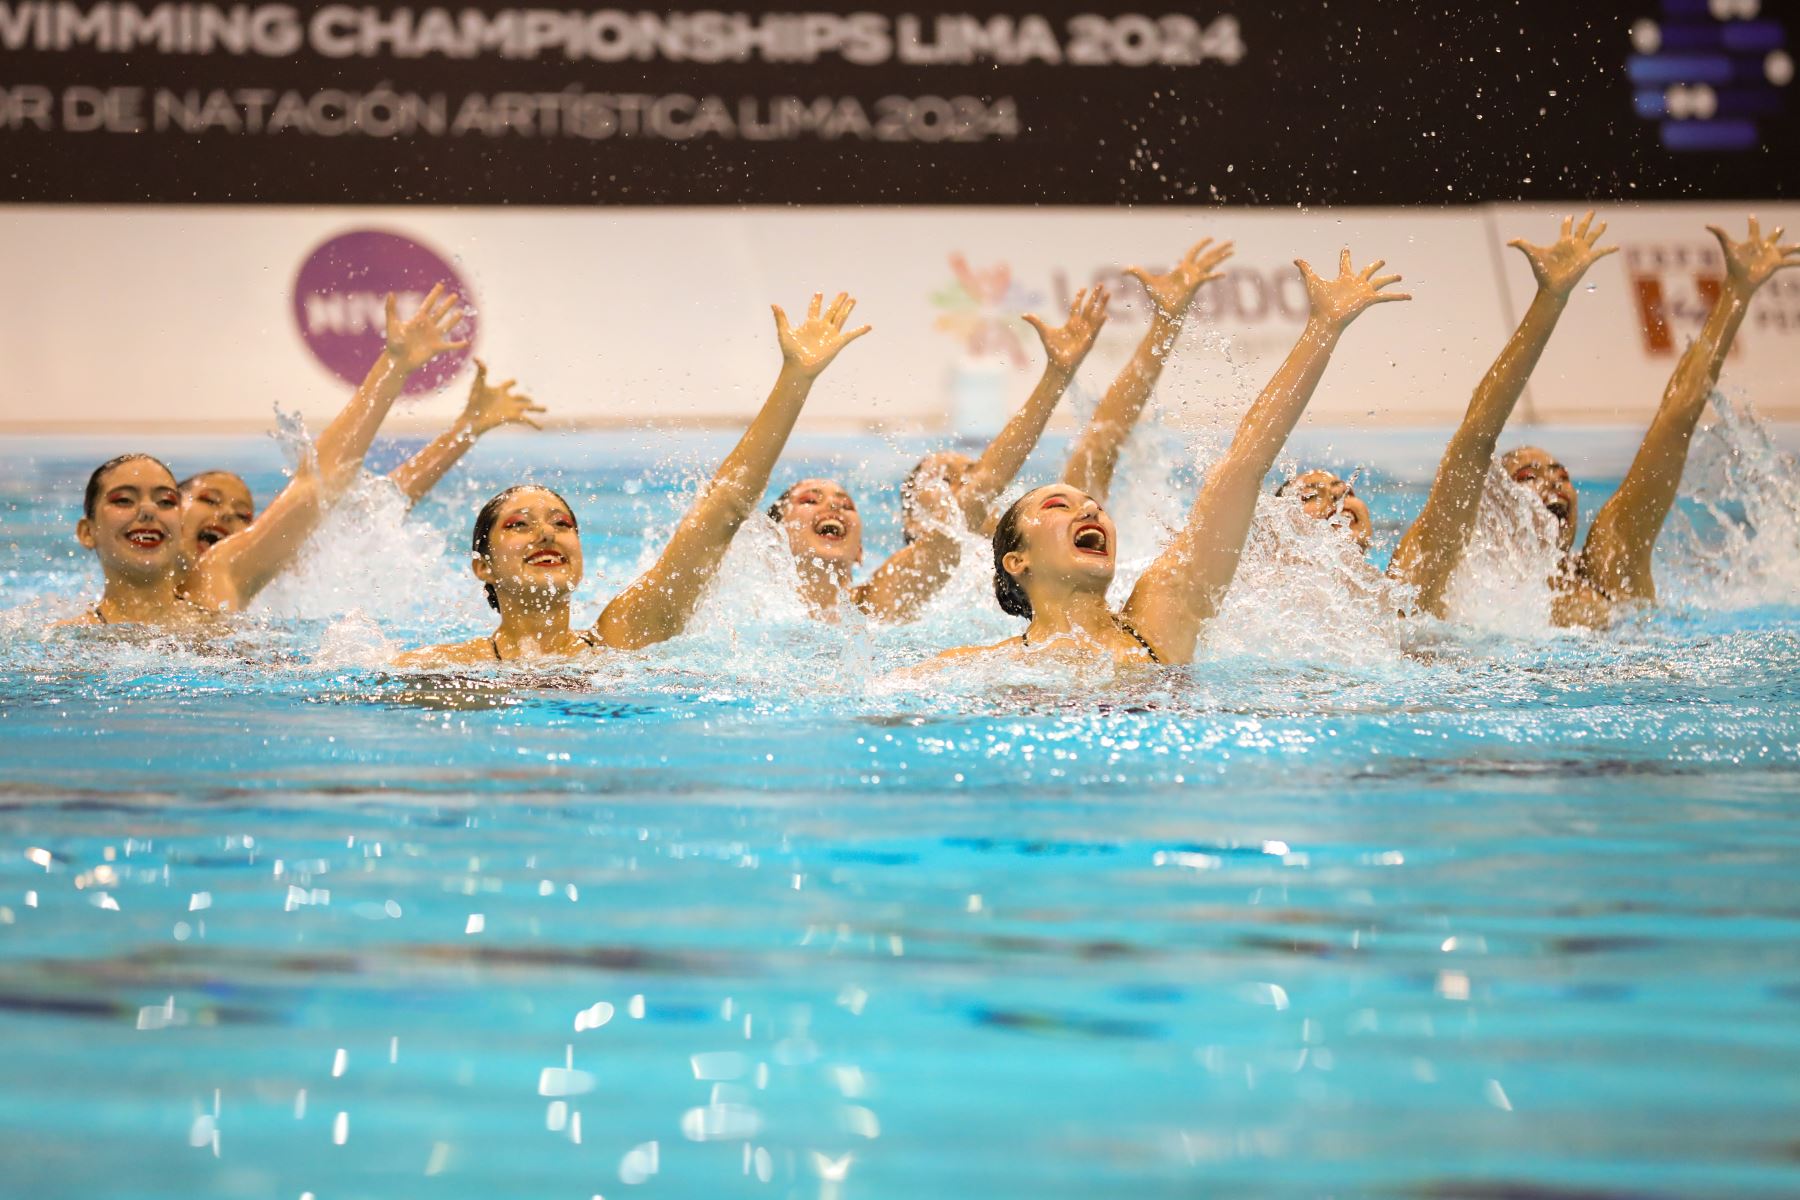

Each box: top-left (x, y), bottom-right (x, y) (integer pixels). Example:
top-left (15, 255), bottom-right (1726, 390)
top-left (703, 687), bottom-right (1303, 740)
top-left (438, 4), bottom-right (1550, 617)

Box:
top-left (2, 417), bottom-right (1799, 1199)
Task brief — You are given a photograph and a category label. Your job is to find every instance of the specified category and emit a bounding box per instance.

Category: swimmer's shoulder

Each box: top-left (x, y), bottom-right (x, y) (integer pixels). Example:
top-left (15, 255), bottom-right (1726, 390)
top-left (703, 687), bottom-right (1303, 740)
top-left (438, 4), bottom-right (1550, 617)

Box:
top-left (392, 638), bottom-right (494, 669)
top-left (922, 635), bottom-right (1027, 670)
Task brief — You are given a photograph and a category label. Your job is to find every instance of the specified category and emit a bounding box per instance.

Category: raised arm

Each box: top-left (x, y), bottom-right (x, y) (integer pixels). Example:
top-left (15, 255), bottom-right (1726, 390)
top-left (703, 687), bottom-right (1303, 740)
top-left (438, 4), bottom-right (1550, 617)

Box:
top-left (192, 286), bottom-right (467, 608)
top-left (1124, 251), bottom-right (1408, 663)
top-left (595, 292), bottom-right (870, 649)
top-left (389, 360), bottom-right (546, 506)
top-left (1061, 238), bottom-right (1233, 501)
top-left (1389, 212), bottom-right (1616, 615)
top-left (856, 287), bottom-right (1110, 622)
top-left (1580, 217), bottom-right (1798, 602)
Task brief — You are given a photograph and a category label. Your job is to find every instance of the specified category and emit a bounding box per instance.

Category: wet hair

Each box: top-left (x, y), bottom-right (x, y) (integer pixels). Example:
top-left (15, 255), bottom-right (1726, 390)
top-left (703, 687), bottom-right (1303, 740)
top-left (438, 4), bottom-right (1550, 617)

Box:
top-left (471, 485), bottom-right (577, 611)
top-left (765, 483), bottom-right (798, 524)
top-left (178, 470), bottom-right (251, 499)
top-left (83, 453), bottom-right (175, 521)
top-left (990, 493), bottom-right (1035, 619)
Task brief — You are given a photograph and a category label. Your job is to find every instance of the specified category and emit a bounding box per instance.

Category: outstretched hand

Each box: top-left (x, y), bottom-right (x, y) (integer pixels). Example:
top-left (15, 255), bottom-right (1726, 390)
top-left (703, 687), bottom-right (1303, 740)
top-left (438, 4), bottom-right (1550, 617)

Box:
top-left (1023, 284), bottom-right (1111, 375)
top-left (1510, 210), bottom-right (1618, 297)
top-left (1708, 216), bottom-right (1800, 296)
top-left (774, 291), bottom-right (872, 378)
top-left (1298, 250), bottom-right (1410, 330)
top-left (1125, 237), bottom-right (1234, 319)
top-left (385, 283), bottom-right (469, 374)
top-left (458, 359), bottom-right (546, 436)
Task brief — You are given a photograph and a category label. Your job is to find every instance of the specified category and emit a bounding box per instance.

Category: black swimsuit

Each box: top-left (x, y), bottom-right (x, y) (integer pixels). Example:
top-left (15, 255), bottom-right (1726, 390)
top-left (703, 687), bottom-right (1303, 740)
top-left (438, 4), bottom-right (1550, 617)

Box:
top-left (489, 629), bottom-right (602, 661)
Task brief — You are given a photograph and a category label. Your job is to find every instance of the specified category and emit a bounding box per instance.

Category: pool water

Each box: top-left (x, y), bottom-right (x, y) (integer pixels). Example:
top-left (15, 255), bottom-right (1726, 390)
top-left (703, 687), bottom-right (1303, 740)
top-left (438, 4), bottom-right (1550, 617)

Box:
top-left (2, 409), bottom-right (1799, 1199)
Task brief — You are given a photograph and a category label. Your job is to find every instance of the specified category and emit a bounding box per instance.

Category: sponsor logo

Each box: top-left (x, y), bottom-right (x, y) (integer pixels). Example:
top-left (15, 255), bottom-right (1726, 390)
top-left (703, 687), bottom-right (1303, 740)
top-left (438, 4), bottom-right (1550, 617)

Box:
top-left (292, 229), bottom-right (474, 394)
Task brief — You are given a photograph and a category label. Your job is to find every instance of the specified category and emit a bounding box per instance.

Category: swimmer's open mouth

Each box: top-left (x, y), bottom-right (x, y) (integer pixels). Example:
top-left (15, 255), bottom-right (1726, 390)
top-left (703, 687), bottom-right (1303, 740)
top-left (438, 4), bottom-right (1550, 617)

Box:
top-left (1072, 523), bottom-right (1109, 556)
top-left (1545, 496), bottom-right (1572, 520)
top-left (195, 525), bottom-right (229, 549)
top-left (125, 527), bottom-right (166, 548)
top-left (525, 550), bottom-right (568, 567)
top-left (814, 516), bottom-right (847, 541)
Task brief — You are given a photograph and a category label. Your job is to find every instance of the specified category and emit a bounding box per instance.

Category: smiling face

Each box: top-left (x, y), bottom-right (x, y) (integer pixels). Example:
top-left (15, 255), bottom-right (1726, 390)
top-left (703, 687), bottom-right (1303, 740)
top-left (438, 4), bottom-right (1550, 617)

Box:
top-left (1000, 484), bottom-right (1118, 604)
top-left (1283, 469), bottom-right (1373, 553)
top-left (179, 471), bottom-right (256, 559)
top-left (78, 456), bottom-right (182, 582)
top-left (473, 487), bottom-right (583, 609)
top-left (1501, 446), bottom-right (1578, 552)
top-left (901, 451), bottom-right (973, 543)
top-left (777, 478), bottom-right (864, 569)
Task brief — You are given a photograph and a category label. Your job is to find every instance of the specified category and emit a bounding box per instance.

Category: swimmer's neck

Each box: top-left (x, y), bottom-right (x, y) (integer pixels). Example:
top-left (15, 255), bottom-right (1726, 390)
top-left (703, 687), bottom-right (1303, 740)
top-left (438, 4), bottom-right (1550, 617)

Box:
top-left (1024, 591), bottom-right (1119, 646)
top-left (98, 570), bottom-right (185, 623)
top-left (492, 597), bottom-right (574, 655)
top-left (793, 556), bottom-right (854, 617)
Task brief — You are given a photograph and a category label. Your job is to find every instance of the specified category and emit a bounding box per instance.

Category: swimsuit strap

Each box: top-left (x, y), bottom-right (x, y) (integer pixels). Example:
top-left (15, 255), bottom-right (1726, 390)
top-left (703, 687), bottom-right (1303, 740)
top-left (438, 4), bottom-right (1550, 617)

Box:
top-left (1114, 617), bottom-right (1163, 665)
top-left (492, 629), bottom-right (601, 660)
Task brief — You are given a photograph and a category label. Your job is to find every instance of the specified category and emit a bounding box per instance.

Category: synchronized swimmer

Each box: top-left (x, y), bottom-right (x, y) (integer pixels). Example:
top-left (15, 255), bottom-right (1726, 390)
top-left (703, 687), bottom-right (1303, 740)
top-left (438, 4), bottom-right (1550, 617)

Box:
top-left (55, 215), bottom-right (1800, 672)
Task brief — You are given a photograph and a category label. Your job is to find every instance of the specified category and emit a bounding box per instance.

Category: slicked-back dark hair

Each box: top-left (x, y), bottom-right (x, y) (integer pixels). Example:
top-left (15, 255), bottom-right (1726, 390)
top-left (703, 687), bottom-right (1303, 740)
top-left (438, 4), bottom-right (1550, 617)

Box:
top-left (84, 454), bottom-right (175, 520)
top-left (178, 470), bottom-right (253, 505)
top-left (991, 492), bottom-right (1035, 619)
top-left (472, 485), bottom-right (578, 612)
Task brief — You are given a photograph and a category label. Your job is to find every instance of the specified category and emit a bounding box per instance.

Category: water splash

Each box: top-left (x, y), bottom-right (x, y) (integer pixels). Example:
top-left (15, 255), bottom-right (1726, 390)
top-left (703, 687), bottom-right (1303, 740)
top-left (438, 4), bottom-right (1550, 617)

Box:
top-left (1441, 463), bottom-right (1564, 637)
top-left (1208, 494), bottom-right (1416, 666)
top-left (1661, 390), bottom-right (1800, 610)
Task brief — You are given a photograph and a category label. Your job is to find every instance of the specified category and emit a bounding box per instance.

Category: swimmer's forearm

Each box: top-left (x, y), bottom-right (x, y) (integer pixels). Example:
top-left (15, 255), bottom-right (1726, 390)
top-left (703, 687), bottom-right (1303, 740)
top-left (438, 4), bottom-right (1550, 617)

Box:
top-left (1224, 318), bottom-right (1340, 480)
top-left (313, 350), bottom-right (414, 498)
top-left (964, 359), bottom-right (1076, 517)
top-left (1589, 288), bottom-right (1749, 556)
top-left (596, 364), bottom-right (818, 648)
top-left (388, 420), bottom-right (477, 508)
top-left (1061, 309), bottom-right (1182, 500)
top-left (1391, 287), bottom-right (1570, 608)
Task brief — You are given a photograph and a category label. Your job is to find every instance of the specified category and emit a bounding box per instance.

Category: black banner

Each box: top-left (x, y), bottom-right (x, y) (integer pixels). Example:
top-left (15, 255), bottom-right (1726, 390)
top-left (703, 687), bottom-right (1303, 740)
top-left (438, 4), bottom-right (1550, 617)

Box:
top-left (1, 0), bottom-right (1795, 205)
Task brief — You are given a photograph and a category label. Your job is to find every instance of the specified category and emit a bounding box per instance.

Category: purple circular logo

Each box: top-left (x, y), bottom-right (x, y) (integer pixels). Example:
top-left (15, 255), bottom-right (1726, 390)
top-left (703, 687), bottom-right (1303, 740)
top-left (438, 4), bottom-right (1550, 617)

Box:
top-left (292, 229), bottom-right (475, 397)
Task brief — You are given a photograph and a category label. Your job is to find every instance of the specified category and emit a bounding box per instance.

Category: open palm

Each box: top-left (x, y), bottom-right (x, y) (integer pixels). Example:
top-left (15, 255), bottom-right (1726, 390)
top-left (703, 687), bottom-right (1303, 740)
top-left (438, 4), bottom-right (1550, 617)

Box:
top-left (1510, 210), bottom-right (1618, 297)
top-left (1299, 249), bottom-right (1410, 329)
top-left (1126, 237), bottom-right (1234, 318)
top-left (774, 291), bottom-right (872, 377)
top-left (1024, 284), bottom-right (1111, 374)
top-left (1710, 216), bottom-right (1800, 294)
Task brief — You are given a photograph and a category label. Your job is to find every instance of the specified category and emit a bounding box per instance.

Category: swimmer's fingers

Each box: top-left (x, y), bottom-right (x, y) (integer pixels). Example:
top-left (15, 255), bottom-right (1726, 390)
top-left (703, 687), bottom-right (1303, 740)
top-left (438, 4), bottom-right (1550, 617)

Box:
top-left (1065, 287), bottom-right (1088, 319)
top-left (829, 293), bottom-right (856, 331)
top-left (1123, 265), bottom-right (1155, 292)
top-left (1369, 286), bottom-right (1412, 304)
top-left (1197, 240), bottom-right (1235, 275)
top-left (1590, 242), bottom-right (1620, 262)
top-left (1338, 248), bottom-right (1353, 277)
top-left (771, 304), bottom-right (794, 342)
top-left (1574, 210), bottom-right (1595, 240)
top-left (1293, 257), bottom-right (1321, 286)
top-left (807, 292), bottom-right (824, 321)
top-left (1021, 312), bottom-right (1051, 341)
top-left (1085, 284), bottom-right (1111, 322)
top-left (839, 323), bottom-right (873, 347)
top-left (1359, 258), bottom-right (1386, 281)
top-left (1181, 237), bottom-right (1215, 267)
top-left (1370, 273), bottom-right (1405, 292)
top-left (1560, 213), bottom-right (1573, 238)
top-left (1748, 215), bottom-right (1762, 243)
